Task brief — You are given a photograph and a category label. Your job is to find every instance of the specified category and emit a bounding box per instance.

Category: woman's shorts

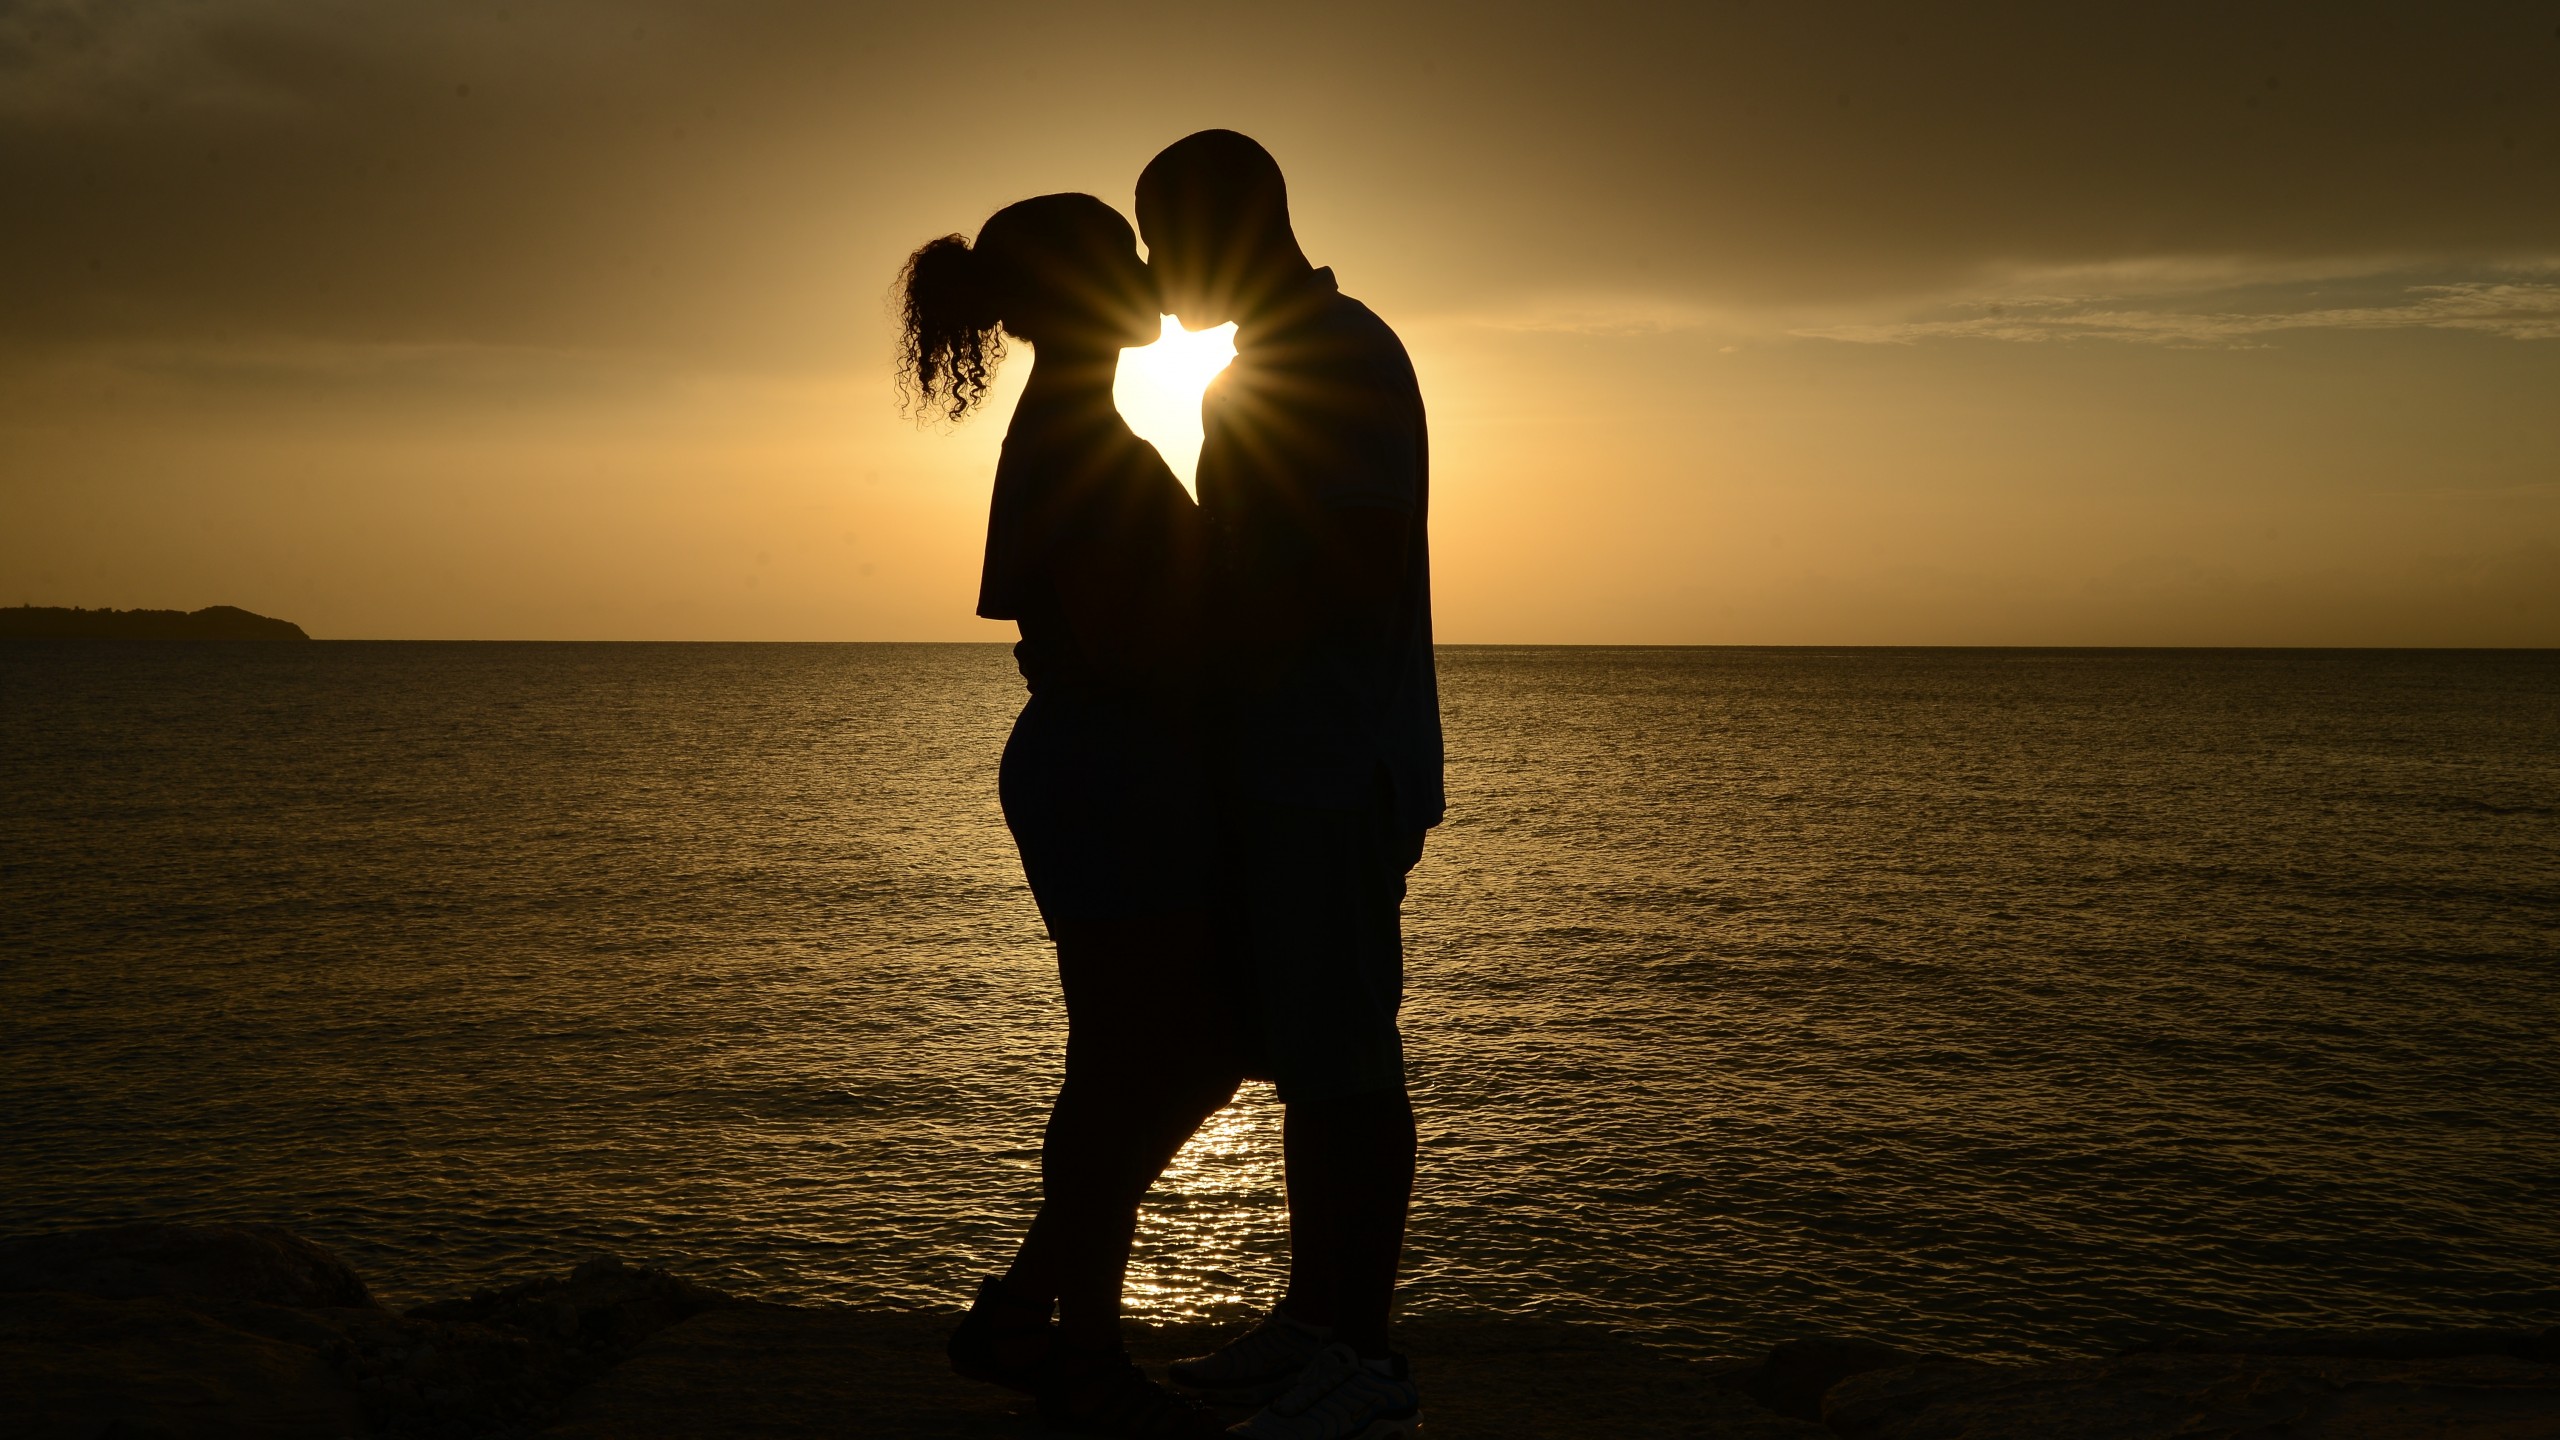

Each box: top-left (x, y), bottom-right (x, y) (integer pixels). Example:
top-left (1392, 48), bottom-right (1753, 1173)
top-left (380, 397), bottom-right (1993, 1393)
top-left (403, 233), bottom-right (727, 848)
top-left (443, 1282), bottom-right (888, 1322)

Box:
top-left (998, 691), bottom-right (1214, 929)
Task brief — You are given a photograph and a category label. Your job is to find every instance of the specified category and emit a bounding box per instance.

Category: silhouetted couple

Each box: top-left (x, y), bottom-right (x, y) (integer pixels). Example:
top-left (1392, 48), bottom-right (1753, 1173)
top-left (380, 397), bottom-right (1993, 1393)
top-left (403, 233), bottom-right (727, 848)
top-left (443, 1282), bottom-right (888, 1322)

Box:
top-left (895, 131), bottom-right (1441, 1439)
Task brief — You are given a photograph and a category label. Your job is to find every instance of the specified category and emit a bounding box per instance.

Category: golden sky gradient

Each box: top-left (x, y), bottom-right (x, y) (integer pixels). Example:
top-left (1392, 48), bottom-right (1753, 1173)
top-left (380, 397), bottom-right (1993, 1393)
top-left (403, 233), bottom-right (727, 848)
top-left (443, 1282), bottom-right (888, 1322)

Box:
top-left (4, 2), bottom-right (2556, 643)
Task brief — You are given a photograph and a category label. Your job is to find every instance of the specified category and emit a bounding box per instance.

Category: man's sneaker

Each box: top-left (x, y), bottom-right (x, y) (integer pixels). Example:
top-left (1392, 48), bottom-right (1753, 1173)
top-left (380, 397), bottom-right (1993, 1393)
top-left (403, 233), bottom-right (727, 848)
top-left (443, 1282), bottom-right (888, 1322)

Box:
top-left (1227, 1341), bottom-right (1421, 1440)
top-left (1167, 1305), bottom-right (1335, 1407)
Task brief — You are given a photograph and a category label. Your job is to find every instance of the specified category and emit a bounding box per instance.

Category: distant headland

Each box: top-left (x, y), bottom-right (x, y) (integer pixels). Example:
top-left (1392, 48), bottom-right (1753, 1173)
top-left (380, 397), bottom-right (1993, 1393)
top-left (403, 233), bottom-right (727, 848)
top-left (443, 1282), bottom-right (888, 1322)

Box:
top-left (1, 605), bottom-right (310, 641)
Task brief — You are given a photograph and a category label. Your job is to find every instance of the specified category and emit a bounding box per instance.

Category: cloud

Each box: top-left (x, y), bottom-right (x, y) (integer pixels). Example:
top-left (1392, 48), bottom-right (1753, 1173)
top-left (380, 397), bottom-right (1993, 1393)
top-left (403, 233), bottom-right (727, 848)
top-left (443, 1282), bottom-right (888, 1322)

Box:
top-left (4, 1), bottom-right (2557, 360)
top-left (1457, 297), bottom-right (1736, 338)
top-left (1799, 279), bottom-right (2560, 347)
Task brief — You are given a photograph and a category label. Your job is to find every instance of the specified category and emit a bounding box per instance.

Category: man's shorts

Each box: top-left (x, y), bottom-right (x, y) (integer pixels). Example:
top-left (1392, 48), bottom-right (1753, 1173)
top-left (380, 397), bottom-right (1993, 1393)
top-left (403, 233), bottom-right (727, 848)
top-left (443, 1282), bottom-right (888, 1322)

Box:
top-left (1225, 796), bottom-right (1426, 1103)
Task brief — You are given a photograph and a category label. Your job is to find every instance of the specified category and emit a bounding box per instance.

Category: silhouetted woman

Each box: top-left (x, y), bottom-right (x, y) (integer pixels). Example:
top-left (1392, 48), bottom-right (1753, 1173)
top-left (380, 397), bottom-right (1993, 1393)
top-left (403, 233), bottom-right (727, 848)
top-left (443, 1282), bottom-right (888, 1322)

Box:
top-left (897, 194), bottom-right (1239, 1440)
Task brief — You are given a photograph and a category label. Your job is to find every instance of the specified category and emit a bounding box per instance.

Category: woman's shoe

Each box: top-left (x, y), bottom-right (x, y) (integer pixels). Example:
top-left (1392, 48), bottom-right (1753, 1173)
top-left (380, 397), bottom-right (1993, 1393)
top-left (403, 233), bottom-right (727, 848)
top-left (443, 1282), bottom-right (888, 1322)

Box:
top-left (1037, 1346), bottom-right (1233, 1438)
top-left (948, 1274), bottom-right (1056, 1392)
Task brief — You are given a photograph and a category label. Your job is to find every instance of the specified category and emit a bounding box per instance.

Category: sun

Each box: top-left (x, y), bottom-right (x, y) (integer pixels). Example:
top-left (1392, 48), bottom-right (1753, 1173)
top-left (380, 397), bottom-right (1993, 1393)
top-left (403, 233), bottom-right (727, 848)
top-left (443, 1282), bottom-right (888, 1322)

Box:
top-left (1114, 315), bottom-right (1239, 497)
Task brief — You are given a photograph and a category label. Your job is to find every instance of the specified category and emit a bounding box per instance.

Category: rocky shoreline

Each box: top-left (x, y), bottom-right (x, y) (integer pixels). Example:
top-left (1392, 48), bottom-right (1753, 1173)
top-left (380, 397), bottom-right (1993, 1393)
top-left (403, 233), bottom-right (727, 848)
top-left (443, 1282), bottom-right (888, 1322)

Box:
top-left (2, 1224), bottom-right (2552, 1438)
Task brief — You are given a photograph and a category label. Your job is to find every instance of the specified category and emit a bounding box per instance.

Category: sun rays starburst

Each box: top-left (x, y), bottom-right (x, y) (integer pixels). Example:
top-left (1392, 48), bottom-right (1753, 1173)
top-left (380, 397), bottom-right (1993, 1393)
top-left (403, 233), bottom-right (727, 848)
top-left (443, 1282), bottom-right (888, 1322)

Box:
top-left (1114, 316), bottom-right (1239, 496)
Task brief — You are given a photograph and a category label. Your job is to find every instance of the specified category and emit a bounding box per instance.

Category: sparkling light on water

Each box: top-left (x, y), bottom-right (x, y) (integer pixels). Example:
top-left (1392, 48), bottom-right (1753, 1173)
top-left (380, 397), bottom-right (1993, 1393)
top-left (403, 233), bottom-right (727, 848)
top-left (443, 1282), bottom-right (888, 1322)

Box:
top-left (3, 644), bottom-right (2555, 1360)
top-left (1129, 1098), bottom-right (1287, 1324)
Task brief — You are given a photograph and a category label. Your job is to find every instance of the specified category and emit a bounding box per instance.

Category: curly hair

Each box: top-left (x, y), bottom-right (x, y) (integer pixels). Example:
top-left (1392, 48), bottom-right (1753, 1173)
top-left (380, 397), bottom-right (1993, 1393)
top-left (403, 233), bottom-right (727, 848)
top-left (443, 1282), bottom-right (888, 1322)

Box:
top-left (897, 234), bottom-right (1003, 422)
top-left (896, 195), bottom-right (1141, 423)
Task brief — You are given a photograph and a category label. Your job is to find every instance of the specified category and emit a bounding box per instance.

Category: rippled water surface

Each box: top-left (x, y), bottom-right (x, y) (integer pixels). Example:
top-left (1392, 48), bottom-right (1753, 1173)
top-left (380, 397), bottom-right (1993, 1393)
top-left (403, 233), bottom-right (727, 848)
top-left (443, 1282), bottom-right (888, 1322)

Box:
top-left (4, 643), bottom-right (2556, 1360)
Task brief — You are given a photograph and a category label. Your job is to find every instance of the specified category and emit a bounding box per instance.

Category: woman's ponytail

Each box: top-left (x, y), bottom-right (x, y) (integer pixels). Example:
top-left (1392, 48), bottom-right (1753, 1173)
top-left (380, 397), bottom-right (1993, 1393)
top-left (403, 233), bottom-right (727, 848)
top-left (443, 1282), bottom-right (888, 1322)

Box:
top-left (898, 234), bottom-right (1003, 422)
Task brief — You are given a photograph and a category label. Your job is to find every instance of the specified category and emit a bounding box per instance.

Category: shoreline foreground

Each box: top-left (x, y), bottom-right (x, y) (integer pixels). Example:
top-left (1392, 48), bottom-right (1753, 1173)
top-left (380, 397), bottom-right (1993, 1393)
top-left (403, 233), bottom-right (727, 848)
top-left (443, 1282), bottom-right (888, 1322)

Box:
top-left (2, 1225), bottom-right (2552, 1438)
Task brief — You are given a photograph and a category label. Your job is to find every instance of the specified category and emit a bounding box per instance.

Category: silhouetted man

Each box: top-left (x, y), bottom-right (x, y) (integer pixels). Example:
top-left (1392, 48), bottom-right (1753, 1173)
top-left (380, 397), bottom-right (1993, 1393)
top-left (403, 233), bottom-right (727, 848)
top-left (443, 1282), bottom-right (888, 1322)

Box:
top-left (1140, 131), bottom-right (1441, 1440)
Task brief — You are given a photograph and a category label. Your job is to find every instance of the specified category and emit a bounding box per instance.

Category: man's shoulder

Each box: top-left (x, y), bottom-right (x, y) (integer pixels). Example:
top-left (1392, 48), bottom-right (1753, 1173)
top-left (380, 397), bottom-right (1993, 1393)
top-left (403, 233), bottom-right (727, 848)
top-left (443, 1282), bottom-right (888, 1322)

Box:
top-left (1282, 291), bottom-right (1417, 418)
top-left (1317, 290), bottom-right (1412, 365)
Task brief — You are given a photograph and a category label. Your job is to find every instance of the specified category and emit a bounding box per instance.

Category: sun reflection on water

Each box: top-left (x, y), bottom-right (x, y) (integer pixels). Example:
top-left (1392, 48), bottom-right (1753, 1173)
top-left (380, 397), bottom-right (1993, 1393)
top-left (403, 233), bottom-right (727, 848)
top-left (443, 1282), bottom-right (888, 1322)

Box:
top-left (12, 646), bottom-right (2560, 1361)
top-left (1123, 1084), bottom-right (1289, 1323)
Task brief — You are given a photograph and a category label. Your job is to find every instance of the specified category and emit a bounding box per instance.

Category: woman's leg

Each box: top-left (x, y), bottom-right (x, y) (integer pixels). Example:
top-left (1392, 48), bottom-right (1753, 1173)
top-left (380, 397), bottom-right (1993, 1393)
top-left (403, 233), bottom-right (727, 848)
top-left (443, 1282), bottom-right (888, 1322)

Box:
top-left (1003, 908), bottom-right (1243, 1352)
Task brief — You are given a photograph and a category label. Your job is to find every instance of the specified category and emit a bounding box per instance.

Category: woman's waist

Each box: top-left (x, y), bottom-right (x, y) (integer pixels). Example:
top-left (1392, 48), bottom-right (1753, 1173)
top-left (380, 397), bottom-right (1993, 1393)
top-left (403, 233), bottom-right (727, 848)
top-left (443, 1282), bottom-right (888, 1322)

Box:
top-left (1016, 681), bottom-right (1207, 735)
top-left (1005, 690), bottom-right (1213, 805)
top-left (1013, 635), bottom-right (1204, 699)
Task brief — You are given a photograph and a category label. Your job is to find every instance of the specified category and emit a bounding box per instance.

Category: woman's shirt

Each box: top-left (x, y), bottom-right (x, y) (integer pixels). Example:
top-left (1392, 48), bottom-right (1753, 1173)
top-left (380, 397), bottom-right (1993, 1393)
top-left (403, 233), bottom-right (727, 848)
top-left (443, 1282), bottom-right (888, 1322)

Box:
top-left (975, 396), bottom-right (1202, 701)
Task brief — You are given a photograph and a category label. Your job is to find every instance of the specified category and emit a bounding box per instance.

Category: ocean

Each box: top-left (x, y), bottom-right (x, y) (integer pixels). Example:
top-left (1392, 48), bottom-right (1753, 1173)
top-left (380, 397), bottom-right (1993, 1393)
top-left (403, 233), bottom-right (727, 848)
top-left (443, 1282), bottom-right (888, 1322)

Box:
top-left (3, 642), bottom-right (2555, 1362)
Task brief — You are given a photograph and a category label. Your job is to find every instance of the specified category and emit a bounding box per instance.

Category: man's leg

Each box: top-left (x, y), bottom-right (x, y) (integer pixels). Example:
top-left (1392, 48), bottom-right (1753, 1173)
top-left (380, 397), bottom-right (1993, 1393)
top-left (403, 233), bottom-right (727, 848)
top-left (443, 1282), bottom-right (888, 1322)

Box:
top-left (1279, 1085), bottom-right (1416, 1358)
top-left (1256, 801), bottom-right (1421, 1354)
top-left (1169, 799), bottom-right (1426, 1419)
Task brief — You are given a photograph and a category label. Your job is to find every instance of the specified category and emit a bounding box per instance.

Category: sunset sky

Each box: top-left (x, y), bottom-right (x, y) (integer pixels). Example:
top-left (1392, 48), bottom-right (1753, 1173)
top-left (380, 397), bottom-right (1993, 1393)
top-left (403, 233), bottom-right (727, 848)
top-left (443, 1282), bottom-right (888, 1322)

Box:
top-left (5, 1), bottom-right (2556, 644)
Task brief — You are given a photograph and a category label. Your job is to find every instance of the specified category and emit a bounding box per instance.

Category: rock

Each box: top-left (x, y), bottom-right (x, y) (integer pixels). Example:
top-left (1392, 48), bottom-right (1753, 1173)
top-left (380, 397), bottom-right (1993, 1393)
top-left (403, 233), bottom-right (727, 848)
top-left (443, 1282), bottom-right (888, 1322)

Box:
top-left (1822, 1351), bottom-right (2560, 1440)
top-left (1394, 1316), bottom-right (1830, 1439)
top-left (548, 1308), bottom-right (1827, 1439)
top-left (0, 1226), bottom-right (726, 1439)
top-left (0, 1289), bottom-right (367, 1440)
top-left (540, 1303), bottom-right (1026, 1440)
top-left (310, 1304), bottom-right (555, 1438)
top-left (408, 1253), bottom-right (726, 1362)
top-left (1721, 1336), bottom-right (1929, 1422)
top-left (353, 1253), bottom-right (723, 1435)
top-left (0, 1223), bottom-right (374, 1311)
top-left (8, 1224), bottom-right (2552, 1439)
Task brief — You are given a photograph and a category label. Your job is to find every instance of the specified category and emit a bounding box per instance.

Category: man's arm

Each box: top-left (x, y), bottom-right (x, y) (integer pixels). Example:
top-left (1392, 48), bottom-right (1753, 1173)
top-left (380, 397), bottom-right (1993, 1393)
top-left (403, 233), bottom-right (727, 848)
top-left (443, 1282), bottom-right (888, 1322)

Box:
top-left (1218, 332), bottom-right (1421, 677)
top-left (1232, 502), bottom-right (1407, 678)
top-left (1319, 506), bottom-right (1410, 622)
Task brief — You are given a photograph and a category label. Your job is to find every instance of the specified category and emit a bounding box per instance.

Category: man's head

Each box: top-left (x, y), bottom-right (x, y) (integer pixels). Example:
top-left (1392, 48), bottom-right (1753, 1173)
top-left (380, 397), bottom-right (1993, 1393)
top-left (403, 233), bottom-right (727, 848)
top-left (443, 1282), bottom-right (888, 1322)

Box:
top-left (1136, 129), bottom-right (1310, 330)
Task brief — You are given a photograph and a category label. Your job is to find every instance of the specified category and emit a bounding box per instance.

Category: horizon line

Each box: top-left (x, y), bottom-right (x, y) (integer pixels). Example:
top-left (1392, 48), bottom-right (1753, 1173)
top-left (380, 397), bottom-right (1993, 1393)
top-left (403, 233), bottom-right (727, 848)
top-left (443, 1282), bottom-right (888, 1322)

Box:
top-left (21, 637), bottom-right (2551, 653)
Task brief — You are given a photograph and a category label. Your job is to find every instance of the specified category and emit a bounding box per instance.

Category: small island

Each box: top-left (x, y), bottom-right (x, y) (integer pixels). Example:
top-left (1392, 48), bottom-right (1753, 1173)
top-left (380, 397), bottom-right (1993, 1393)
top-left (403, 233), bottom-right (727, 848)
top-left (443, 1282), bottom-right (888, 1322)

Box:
top-left (0, 605), bottom-right (311, 641)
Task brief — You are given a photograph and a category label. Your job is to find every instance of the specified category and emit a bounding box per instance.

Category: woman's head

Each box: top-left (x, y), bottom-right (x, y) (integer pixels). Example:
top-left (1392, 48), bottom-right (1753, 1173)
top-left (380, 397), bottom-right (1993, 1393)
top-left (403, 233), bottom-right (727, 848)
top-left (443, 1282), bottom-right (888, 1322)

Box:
top-left (897, 193), bottom-right (1159, 421)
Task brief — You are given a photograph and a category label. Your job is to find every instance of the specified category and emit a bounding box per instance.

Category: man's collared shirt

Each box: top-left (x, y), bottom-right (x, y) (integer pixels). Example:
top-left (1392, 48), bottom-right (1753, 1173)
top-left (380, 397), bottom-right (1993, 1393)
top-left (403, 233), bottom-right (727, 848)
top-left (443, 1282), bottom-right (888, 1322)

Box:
top-left (1196, 267), bottom-right (1444, 832)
